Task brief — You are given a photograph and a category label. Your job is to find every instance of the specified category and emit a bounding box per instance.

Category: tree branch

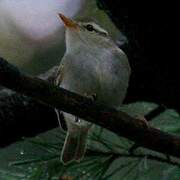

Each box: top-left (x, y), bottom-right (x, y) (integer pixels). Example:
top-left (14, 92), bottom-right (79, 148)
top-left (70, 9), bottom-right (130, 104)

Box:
top-left (1, 57), bottom-right (180, 159)
top-left (0, 67), bottom-right (60, 147)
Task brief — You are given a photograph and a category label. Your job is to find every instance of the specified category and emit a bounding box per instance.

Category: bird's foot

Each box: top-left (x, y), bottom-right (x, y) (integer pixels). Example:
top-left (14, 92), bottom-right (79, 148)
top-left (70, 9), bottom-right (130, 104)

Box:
top-left (84, 93), bottom-right (97, 102)
top-left (135, 115), bottom-right (149, 128)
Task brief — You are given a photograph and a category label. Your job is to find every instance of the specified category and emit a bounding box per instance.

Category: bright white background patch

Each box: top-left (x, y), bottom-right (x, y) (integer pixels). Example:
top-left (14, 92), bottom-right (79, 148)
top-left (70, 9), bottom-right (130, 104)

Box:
top-left (0, 0), bottom-right (85, 39)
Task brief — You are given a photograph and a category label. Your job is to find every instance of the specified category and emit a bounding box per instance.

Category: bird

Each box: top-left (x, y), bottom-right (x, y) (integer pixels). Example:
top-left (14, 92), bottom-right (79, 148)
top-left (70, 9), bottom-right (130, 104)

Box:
top-left (55, 13), bottom-right (131, 164)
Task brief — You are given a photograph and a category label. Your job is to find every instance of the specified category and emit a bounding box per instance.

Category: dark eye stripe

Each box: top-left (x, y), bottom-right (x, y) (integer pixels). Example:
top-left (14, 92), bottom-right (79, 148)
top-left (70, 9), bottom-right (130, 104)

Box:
top-left (83, 24), bottom-right (108, 36)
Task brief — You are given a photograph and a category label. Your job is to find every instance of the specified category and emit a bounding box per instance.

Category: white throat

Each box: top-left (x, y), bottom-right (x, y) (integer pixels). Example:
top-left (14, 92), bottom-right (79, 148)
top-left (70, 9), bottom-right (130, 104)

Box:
top-left (65, 28), bottom-right (113, 56)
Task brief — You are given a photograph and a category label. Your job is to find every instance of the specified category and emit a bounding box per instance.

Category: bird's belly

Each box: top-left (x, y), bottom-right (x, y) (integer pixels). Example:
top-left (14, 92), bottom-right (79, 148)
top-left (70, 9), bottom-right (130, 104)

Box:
top-left (60, 67), bottom-right (99, 97)
top-left (60, 68), bottom-right (126, 109)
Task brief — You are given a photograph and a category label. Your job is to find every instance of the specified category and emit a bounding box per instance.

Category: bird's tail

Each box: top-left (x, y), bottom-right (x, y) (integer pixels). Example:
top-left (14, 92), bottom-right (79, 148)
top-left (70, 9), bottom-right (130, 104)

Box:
top-left (61, 120), bottom-right (91, 164)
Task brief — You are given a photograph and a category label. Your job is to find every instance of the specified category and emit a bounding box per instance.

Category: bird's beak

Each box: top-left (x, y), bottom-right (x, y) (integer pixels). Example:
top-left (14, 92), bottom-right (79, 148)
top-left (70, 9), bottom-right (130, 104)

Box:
top-left (58, 13), bottom-right (78, 29)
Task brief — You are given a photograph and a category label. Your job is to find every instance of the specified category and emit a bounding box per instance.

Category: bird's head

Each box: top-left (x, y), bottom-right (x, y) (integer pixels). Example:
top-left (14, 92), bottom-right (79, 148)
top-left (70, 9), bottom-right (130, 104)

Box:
top-left (58, 13), bottom-right (111, 52)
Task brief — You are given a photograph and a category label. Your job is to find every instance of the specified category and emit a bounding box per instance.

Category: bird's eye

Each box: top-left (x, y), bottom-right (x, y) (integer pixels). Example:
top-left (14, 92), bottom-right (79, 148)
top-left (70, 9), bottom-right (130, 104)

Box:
top-left (86, 24), bottom-right (94, 31)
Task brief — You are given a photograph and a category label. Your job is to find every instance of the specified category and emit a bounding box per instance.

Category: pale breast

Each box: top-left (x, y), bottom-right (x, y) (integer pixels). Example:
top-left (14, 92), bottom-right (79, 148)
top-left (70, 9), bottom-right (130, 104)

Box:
top-left (59, 47), bottom-right (130, 108)
top-left (60, 53), bottom-right (100, 96)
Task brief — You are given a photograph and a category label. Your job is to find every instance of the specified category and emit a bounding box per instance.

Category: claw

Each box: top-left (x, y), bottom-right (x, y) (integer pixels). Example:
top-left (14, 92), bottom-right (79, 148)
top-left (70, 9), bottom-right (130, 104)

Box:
top-left (84, 93), bottom-right (97, 101)
top-left (136, 115), bottom-right (149, 128)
